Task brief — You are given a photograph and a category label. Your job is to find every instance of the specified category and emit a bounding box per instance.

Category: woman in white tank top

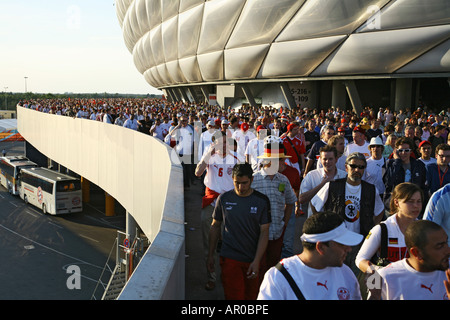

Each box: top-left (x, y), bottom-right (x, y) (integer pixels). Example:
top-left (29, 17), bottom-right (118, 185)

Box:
top-left (355, 182), bottom-right (424, 274)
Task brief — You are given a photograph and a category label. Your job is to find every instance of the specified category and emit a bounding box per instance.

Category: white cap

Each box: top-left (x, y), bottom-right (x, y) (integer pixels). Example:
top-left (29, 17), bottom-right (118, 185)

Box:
top-left (300, 223), bottom-right (363, 246)
top-left (368, 136), bottom-right (384, 147)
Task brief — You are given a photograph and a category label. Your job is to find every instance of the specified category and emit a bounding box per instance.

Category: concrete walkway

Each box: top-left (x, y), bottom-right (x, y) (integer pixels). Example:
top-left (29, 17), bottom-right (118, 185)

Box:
top-left (184, 180), bottom-right (225, 300)
top-left (183, 179), bottom-right (307, 300)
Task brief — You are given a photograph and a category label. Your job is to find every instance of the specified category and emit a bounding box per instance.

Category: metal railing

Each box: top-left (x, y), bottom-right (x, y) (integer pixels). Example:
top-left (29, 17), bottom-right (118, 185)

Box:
top-left (90, 237), bottom-right (117, 300)
top-left (91, 230), bottom-right (150, 300)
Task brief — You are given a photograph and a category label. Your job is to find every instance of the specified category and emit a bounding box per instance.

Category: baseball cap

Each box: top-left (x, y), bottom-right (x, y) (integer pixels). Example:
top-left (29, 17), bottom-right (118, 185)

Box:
top-left (418, 140), bottom-right (431, 148)
top-left (300, 222), bottom-right (363, 246)
top-left (241, 123), bottom-right (249, 131)
top-left (287, 123), bottom-right (298, 132)
top-left (353, 126), bottom-right (365, 134)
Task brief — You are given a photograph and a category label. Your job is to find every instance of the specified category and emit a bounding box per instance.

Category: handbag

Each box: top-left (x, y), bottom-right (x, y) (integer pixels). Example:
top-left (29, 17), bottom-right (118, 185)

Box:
top-left (372, 222), bottom-right (390, 267)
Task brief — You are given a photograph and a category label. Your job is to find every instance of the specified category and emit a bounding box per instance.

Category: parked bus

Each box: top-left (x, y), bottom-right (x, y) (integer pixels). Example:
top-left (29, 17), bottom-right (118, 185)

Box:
top-left (0, 156), bottom-right (37, 195)
top-left (19, 167), bottom-right (83, 215)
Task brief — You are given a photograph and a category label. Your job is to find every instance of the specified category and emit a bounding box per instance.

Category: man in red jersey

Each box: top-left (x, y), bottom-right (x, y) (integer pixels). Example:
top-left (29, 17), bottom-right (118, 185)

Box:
top-left (282, 122), bottom-right (306, 177)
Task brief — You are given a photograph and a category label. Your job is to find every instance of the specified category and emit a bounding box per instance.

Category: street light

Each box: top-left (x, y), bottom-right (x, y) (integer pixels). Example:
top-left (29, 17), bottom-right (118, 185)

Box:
top-left (24, 77), bottom-right (28, 93)
top-left (3, 87), bottom-right (7, 108)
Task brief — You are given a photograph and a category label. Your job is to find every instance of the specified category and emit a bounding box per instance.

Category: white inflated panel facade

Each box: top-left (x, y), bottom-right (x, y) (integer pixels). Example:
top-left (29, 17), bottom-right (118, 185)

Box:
top-left (116, 0), bottom-right (450, 90)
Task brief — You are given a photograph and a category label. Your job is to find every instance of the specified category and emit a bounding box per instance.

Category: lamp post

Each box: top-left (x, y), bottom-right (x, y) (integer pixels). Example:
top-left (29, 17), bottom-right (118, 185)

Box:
top-left (24, 77), bottom-right (28, 93)
top-left (3, 87), bottom-right (7, 109)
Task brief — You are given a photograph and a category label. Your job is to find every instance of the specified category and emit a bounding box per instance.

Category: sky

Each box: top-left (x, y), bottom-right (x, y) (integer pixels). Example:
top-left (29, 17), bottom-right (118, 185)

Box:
top-left (0, 0), bottom-right (162, 95)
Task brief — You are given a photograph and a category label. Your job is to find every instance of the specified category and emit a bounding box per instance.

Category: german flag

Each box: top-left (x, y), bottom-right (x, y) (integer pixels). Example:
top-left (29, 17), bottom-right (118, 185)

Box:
top-left (388, 238), bottom-right (398, 245)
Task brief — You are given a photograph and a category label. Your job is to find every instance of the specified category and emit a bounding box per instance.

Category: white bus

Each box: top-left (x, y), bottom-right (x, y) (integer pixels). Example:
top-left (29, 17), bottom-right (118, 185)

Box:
top-left (19, 167), bottom-right (83, 215)
top-left (0, 156), bottom-right (37, 195)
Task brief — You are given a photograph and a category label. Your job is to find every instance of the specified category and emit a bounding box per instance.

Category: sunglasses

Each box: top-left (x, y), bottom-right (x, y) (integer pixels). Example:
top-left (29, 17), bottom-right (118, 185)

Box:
top-left (348, 164), bottom-right (366, 169)
top-left (437, 154), bottom-right (450, 158)
top-left (397, 149), bottom-right (411, 153)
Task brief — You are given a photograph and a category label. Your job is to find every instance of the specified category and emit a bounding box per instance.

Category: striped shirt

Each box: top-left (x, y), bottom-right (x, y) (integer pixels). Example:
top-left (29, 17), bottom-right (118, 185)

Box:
top-left (251, 169), bottom-right (297, 240)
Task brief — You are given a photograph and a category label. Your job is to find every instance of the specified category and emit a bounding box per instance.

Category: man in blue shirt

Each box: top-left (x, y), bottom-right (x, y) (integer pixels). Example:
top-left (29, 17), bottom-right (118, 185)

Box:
top-left (383, 137), bottom-right (427, 211)
top-left (423, 183), bottom-right (450, 246)
top-left (426, 143), bottom-right (450, 195)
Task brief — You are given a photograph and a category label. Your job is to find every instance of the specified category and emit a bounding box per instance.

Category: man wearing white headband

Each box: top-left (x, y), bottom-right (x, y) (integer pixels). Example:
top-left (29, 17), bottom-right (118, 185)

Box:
top-left (258, 211), bottom-right (363, 300)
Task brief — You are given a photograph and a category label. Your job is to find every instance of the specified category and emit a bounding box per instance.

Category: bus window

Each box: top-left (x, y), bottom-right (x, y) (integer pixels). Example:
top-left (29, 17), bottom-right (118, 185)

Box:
top-left (56, 180), bottom-right (81, 192)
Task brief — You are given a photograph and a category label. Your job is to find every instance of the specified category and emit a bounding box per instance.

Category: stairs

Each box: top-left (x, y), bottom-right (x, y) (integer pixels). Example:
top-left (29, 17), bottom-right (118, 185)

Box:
top-left (91, 231), bottom-right (148, 300)
top-left (102, 266), bottom-right (127, 300)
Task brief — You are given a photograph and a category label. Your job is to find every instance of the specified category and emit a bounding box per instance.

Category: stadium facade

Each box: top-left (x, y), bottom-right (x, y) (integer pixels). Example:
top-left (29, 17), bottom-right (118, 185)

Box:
top-left (116, 0), bottom-right (450, 113)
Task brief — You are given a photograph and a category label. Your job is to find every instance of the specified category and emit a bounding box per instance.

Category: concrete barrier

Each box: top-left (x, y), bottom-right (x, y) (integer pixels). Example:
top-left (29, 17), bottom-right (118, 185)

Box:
top-left (17, 106), bottom-right (185, 299)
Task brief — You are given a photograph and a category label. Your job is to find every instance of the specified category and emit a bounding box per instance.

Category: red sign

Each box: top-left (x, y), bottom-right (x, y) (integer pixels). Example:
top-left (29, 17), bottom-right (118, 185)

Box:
top-left (37, 187), bottom-right (43, 204)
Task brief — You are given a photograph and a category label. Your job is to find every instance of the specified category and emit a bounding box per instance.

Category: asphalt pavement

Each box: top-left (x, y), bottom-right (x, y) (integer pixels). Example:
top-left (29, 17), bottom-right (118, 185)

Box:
top-left (0, 182), bottom-right (126, 299)
top-left (0, 140), bottom-right (126, 300)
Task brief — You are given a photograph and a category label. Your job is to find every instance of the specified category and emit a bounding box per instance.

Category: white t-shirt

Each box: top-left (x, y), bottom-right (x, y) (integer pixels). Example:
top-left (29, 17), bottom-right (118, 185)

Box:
top-left (344, 141), bottom-right (370, 159)
top-left (258, 255), bottom-right (362, 300)
top-left (244, 138), bottom-right (264, 172)
top-left (364, 157), bottom-right (386, 194)
top-left (232, 129), bottom-right (256, 159)
top-left (159, 122), bottom-right (171, 137)
top-left (355, 214), bottom-right (409, 268)
top-left (204, 153), bottom-right (240, 197)
top-left (123, 118), bottom-right (138, 130)
top-left (174, 125), bottom-right (194, 156)
top-left (310, 181), bottom-right (384, 234)
top-left (300, 167), bottom-right (347, 217)
top-left (378, 259), bottom-right (449, 300)
top-left (419, 157), bottom-right (437, 166)
top-left (198, 129), bottom-right (217, 160)
top-left (150, 124), bottom-right (165, 140)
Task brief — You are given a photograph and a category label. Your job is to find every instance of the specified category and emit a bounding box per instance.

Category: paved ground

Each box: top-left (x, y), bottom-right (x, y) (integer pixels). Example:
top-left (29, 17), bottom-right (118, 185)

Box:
top-left (184, 180), bottom-right (225, 300)
top-left (0, 140), bottom-right (126, 300)
top-left (183, 178), bottom-right (307, 300)
top-left (0, 186), bottom-right (126, 300)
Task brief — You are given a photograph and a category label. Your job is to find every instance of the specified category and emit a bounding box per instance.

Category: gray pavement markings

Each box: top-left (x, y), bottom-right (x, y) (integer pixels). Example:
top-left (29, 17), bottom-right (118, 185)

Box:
top-left (0, 222), bottom-right (104, 272)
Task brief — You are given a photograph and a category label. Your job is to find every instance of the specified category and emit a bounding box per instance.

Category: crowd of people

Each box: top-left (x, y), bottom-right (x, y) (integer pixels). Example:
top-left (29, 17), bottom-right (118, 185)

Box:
top-left (18, 97), bottom-right (450, 300)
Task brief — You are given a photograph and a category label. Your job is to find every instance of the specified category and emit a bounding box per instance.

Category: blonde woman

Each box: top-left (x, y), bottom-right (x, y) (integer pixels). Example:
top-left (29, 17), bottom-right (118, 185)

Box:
top-left (382, 133), bottom-right (397, 159)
